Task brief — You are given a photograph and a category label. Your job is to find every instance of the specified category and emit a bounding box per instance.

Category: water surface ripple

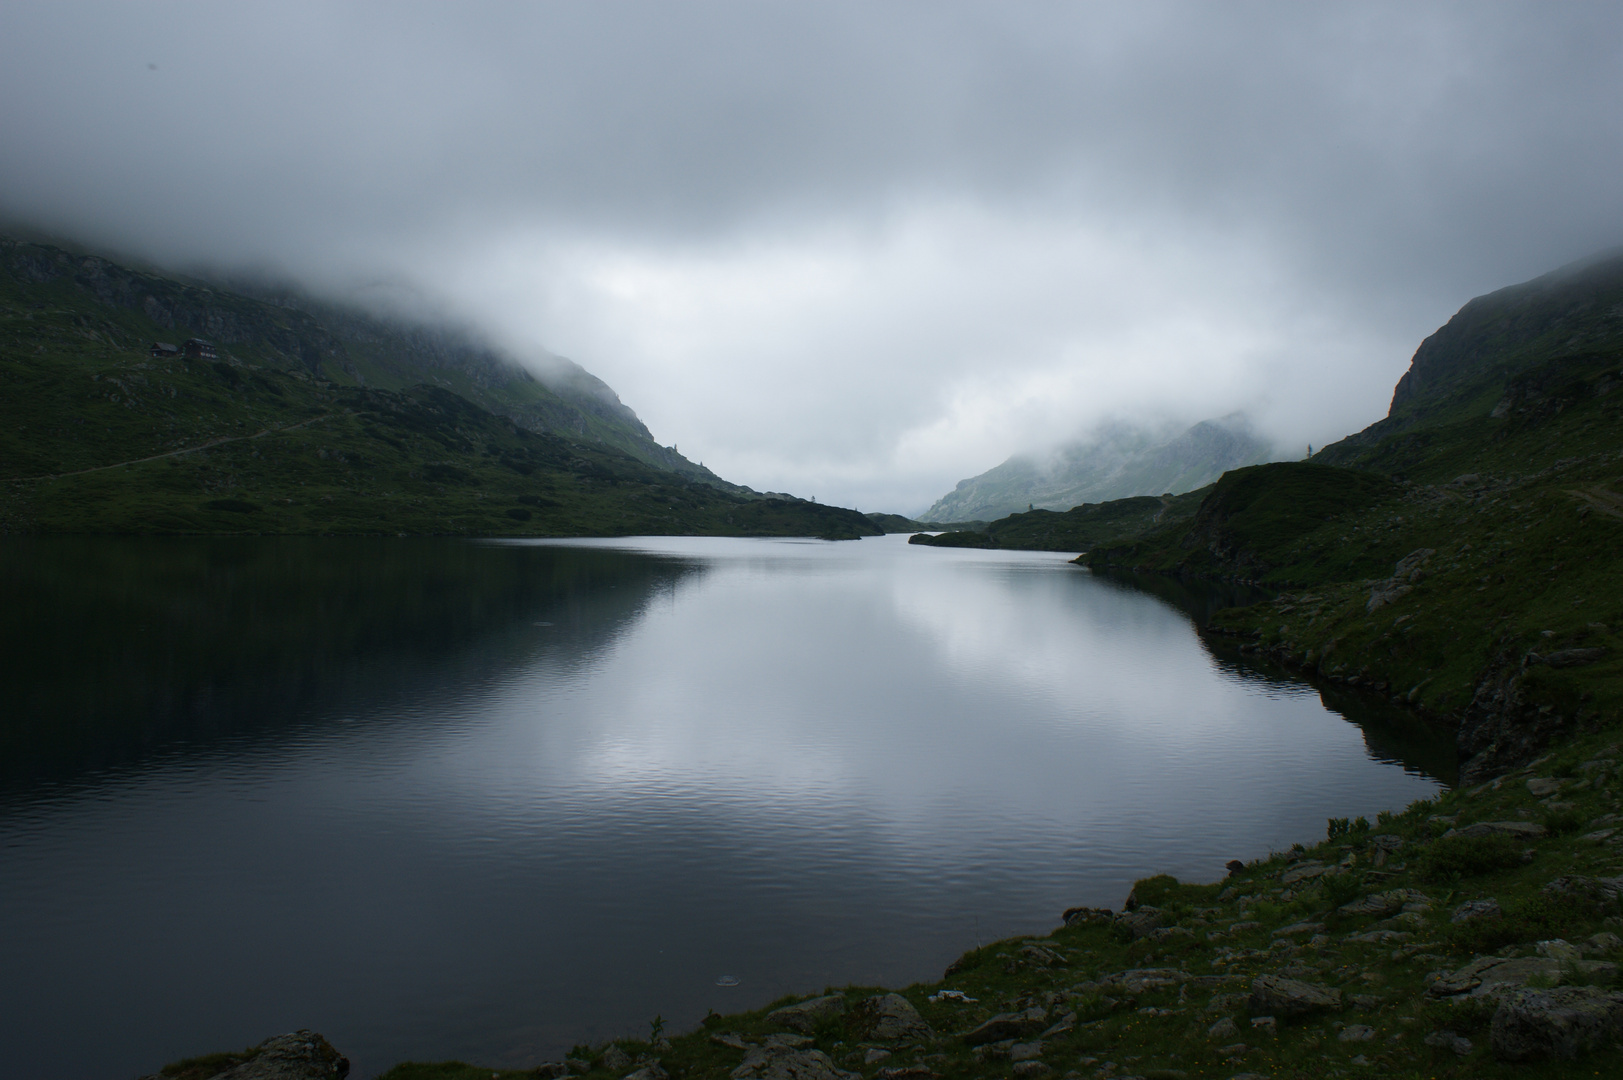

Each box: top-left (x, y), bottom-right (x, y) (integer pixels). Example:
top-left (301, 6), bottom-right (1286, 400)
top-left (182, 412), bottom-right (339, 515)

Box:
top-left (0, 535), bottom-right (1448, 1078)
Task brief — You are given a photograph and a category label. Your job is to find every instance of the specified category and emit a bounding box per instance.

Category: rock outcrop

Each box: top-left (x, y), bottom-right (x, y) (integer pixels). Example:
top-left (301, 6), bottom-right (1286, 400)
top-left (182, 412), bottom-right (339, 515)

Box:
top-left (1491, 986), bottom-right (1623, 1061)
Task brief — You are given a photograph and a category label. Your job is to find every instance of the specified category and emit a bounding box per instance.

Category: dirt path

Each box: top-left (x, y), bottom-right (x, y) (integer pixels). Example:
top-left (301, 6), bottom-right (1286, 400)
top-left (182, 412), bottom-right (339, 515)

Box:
top-left (4, 413), bottom-right (336, 483)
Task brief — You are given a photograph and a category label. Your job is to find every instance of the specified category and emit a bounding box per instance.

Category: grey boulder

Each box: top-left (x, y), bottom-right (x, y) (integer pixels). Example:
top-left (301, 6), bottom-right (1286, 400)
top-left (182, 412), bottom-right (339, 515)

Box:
top-left (1337, 889), bottom-right (1431, 918)
top-left (1248, 975), bottom-right (1341, 1017)
top-left (962, 1007), bottom-right (1048, 1044)
top-left (1490, 986), bottom-right (1623, 1061)
top-left (1443, 821), bottom-right (1546, 840)
top-left (137, 1032), bottom-right (349, 1080)
top-left (1450, 898), bottom-right (1502, 923)
top-left (729, 1046), bottom-right (856, 1080)
top-left (847, 993), bottom-right (934, 1042)
top-left (766, 994), bottom-right (848, 1034)
top-left (1115, 907), bottom-right (1164, 940)
top-left (623, 1067), bottom-right (669, 1080)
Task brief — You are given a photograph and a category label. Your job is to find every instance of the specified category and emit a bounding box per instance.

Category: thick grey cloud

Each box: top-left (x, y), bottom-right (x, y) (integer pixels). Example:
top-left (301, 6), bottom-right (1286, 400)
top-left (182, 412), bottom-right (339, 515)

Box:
top-left (4, 2), bottom-right (1622, 512)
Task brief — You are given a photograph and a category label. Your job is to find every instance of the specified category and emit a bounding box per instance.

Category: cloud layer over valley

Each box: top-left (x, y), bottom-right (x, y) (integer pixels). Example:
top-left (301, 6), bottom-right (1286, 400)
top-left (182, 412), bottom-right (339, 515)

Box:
top-left (5, 2), bottom-right (1623, 513)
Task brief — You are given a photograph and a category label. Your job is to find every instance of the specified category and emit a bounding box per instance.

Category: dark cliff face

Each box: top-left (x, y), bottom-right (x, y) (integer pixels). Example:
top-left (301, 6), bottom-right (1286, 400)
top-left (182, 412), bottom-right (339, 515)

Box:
top-left (1389, 250), bottom-right (1623, 418)
top-left (1317, 248), bottom-right (1623, 466)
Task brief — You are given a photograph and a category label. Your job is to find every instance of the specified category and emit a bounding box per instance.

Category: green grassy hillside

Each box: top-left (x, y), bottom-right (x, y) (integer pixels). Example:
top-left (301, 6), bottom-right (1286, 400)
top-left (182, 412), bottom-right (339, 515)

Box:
top-left (0, 239), bottom-right (876, 539)
top-left (0, 235), bottom-right (732, 483)
top-left (1081, 254), bottom-right (1623, 783)
top-left (910, 489), bottom-right (1206, 552)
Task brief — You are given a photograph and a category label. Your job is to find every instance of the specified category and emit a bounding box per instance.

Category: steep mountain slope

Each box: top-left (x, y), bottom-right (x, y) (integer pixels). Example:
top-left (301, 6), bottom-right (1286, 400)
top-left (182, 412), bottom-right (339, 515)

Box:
top-left (1084, 252), bottom-right (1623, 781)
top-left (0, 237), bottom-right (728, 485)
top-left (1315, 248), bottom-right (1623, 470)
top-left (0, 238), bottom-right (876, 539)
top-left (924, 413), bottom-right (1274, 521)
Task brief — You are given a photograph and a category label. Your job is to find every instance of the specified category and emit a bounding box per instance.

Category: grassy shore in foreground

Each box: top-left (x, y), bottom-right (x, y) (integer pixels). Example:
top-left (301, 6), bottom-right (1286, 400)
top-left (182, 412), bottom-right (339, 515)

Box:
top-left (372, 720), bottom-right (1621, 1079)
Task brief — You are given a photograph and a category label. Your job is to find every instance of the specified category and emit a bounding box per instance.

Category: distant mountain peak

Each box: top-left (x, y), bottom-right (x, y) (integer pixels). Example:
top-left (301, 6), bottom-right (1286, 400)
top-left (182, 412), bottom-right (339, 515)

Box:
top-left (924, 414), bottom-right (1276, 522)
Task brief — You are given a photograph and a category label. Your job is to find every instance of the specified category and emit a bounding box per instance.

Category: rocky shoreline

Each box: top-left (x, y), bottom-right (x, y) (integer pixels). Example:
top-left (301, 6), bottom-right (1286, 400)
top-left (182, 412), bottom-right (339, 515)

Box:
top-left (151, 727), bottom-right (1623, 1080)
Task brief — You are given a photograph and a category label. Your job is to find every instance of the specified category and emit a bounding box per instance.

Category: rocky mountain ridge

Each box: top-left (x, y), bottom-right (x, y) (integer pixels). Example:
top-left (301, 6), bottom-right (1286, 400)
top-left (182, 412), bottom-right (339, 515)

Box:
top-left (925, 414), bottom-right (1275, 522)
top-left (0, 236), bottom-right (730, 487)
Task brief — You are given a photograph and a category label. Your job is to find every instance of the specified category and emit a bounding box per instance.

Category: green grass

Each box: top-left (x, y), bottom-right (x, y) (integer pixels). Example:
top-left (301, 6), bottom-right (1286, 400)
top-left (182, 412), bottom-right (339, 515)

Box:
top-left (0, 292), bottom-right (877, 539)
top-left (910, 491), bottom-right (1206, 553)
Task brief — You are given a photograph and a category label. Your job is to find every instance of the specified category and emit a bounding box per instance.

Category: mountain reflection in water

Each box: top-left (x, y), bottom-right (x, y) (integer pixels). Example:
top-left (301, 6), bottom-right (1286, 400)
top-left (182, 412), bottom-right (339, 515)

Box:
top-left (0, 535), bottom-right (1446, 1080)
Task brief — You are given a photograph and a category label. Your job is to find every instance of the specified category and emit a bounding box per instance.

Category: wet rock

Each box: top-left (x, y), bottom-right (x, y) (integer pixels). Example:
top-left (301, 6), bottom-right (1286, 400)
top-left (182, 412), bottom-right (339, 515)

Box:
top-left (848, 993), bottom-right (934, 1042)
top-left (1207, 1017), bottom-right (1239, 1040)
top-left (768, 994), bottom-right (848, 1034)
top-left (1450, 898), bottom-right (1502, 923)
top-left (1248, 975), bottom-right (1341, 1017)
top-left (1423, 1030), bottom-right (1472, 1055)
top-left (730, 1045), bottom-right (858, 1080)
top-left (602, 1046), bottom-right (636, 1072)
top-left (961, 1007), bottom-right (1047, 1044)
top-left (1490, 986), bottom-right (1623, 1061)
top-left (1337, 1024), bottom-right (1374, 1042)
top-left (165, 1032), bottom-right (350, 1080)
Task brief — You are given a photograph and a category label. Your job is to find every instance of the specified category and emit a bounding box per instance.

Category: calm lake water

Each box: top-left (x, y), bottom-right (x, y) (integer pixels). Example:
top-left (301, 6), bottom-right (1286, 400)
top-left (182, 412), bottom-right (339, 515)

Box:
top-left (0, 534), bottom-right (1452, 1079)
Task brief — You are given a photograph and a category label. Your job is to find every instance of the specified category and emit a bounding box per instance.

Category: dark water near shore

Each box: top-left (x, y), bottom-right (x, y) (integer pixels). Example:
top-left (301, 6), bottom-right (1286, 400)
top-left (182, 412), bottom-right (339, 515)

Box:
top-left (0, 535), bottom-right (1451, 1079)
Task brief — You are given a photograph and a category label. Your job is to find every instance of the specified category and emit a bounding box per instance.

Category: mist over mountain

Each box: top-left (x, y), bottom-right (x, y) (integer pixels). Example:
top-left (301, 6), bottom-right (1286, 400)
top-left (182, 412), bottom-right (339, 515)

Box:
top-left (923, 414), bottom-right (1277, 522)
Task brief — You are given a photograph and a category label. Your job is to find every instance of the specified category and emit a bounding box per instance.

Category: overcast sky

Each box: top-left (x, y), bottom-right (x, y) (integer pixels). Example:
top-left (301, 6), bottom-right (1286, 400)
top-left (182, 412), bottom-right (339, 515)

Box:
top-left (4, 2), bottom-right (1622, 513)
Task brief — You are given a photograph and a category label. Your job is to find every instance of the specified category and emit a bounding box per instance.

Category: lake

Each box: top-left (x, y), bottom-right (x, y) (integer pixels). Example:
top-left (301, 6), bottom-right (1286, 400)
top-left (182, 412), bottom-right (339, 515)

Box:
top-left (0, 534), bottom-right (1452, 1079)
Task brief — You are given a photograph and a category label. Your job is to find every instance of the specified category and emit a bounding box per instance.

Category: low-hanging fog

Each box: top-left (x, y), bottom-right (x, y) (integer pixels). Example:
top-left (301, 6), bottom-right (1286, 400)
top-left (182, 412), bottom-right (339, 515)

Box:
top-left (4, 2), bottom-right (1623, 514)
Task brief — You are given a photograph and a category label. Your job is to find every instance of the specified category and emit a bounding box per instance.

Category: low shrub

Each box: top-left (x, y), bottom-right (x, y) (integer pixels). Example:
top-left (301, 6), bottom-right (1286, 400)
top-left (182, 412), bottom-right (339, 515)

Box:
top-left (1326, 816), bottom-right (1370, 842)
top-left (1442, 893), bottom-right (1589, 954)
top-left (1414, 833), bottom-right (1525, 881)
